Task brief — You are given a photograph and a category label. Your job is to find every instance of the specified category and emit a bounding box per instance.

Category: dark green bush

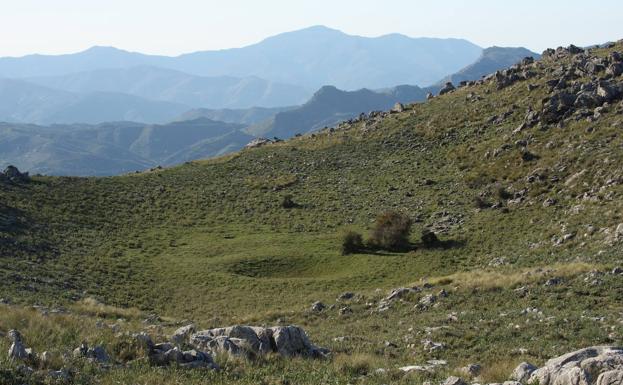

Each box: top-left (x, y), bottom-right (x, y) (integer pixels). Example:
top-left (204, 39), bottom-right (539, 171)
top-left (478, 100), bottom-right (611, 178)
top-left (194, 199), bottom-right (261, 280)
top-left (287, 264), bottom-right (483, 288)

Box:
top-left (282, 195), bottom-right (298, 208)
top-left (368, 211), bottom-right (412, 251)
top-left (421, 229), bottom-right (439, 247)
top-left (341, 231), bottom-right (364, 255)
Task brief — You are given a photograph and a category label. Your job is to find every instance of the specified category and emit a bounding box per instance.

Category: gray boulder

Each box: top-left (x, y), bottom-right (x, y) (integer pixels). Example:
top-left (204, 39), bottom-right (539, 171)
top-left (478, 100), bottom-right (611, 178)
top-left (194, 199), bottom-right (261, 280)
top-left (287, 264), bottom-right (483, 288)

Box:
top-left (171, 324), bottom-right (196, 345)
top-left (1, 166), bottom-right (29, 183)
top-left (271, 325), bottom-right (329, 358)
top-left (439, 82), bottom-right (456, 95)
top-left (7, 330), bottom-right (30, 361)
top-left (512, 362), bottom-right (538, 383)
top-left (191, 325), bottom-right (272, 356)
top-left (442, 376), bottom-right (468, 385)
top-left (245, 138), bottom-right (273, 149)
top-left (596, 370), bottom-right (623, 385)
top-left (190, 325), bottom-right (329, 359)
top-left (311, 301), bottom-right (326, 312)
top-left (528, 346), bottom-right (623, 385)
top-left (73, 342), bottom-right (110, 363)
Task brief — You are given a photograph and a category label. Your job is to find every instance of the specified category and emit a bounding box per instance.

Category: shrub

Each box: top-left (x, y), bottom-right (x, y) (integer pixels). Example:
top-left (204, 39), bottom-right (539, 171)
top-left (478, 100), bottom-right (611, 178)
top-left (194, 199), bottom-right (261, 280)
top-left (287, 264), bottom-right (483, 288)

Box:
top-left (496, 185), bottom-right (512, 200)
top-left (473, 196), bottom-right (491, 209)
top-left (421, 229), bottom-right (439, 247)
top-left (341, 231), bottom-right (364, 255)
top-left (281, 195), bottom-right (298, 208)
top-left (368, 211), bottom-right (412, 251)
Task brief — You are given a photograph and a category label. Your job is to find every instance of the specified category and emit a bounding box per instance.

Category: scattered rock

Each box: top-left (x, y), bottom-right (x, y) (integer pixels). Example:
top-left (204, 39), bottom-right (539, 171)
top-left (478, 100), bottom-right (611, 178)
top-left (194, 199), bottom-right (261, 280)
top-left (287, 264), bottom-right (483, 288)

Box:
top-left (442, 376), bottom-right (467, 385)
top-left (337, 292), bottom-right (355, 301)
top-left (1, 165), bottom-right (30, 184)
top-left (544, 277), bottom-right (561, 286)
top-left (339, 306), bottom-right (353, 316)
top-left (419, 294), bottom-right (437, 307)
top-left (73, 341), bottom-right (110, 363)
top-left (528, 346), bottom-right (623, 385)
top-left (391, 102), bottom-right (405, 113)
top-left (190, 325), bottom-right (328, 359)
top-left (245, 138), bottom-right (273, 149)
top-left (460, 363), bottom-right (482, 377)
top-left (310, 301), bottom-right (326, 312)
top-left (439, 82), bottom-right (456, 95)
top-left (511, 362), bottom-right (537, 383)
top-left (543, 198), bottom-right (557, 207)
top-left (171, 324), bottom-right (196, 345)
top-left (7, 330), bottom-right (31, 361)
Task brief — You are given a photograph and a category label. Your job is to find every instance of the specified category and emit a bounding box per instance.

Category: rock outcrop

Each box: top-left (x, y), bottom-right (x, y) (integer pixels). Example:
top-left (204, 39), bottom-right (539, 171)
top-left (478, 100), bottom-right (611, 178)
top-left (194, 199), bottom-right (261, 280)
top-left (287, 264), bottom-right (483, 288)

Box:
top-left (7, 330), bottom-right (32, 361)
top-left (514, 346), bottom-right (623, 385)
top-left (1, 166), bottom-right (30, 184)
top-left (190, 325), bottom-right (329, 358)
top-left (136, 332), bottom-right (218, 370)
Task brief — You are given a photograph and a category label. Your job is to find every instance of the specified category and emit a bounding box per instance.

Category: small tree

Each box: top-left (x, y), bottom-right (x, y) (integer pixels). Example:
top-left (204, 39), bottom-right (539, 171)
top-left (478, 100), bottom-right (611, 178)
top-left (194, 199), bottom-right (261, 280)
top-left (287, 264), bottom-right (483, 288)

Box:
top-left (341, 231), bottom-right (364, 255)
top-left (368, 211), bottom-right (412, 251)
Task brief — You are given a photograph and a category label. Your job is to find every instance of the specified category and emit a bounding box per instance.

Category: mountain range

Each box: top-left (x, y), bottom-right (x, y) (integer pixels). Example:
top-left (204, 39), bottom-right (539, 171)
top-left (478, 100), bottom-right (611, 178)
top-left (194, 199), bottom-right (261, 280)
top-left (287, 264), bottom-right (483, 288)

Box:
top-left (0, 26), bottom-right (482, 90)
top-left (0, 26), bottom-right (538, 175)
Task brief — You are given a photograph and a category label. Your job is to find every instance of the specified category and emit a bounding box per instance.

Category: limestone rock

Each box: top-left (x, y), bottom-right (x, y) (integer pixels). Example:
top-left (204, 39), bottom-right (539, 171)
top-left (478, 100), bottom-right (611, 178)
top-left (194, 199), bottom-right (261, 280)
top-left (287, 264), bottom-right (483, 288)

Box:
top-left (528, 346), bottom-right (623, 385)
top-left (512, 362), bottom-right (538, 383)
top-left (171, 324), bottom-right (196, 345)
top-left (439, 82), bottom-right (456, 95)
top-left (443, 376), bottom-right (467, 385)
top-left (190, 325), bottom-right (329, 359)
top-left (311, 301), bottom-right (326, 312)
top-left (7, 330), bottom-right (30, 361)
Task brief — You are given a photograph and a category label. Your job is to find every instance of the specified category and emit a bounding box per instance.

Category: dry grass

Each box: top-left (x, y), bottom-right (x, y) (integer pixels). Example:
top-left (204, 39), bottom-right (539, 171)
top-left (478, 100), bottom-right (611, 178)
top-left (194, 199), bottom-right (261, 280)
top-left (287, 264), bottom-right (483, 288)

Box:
top-left (71, 297), bottom-right (145, 320)
top-left (427, 262), bottom-right (598, 290)
top-left (478, 358), bottom-right (522, 383)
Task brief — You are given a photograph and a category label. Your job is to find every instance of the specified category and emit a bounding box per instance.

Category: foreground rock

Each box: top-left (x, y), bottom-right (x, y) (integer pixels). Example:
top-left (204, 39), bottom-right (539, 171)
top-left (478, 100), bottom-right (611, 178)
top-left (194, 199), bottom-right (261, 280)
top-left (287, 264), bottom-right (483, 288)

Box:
top-left (7, 330), bottom-right (32, 361)
top-left (73, 342), bottom-right (110, 363)
top-left (190, 325), bottom-right (329, 358)
top-left (136, 332), bottom-right (218, 370)
top-left (517, 346), bottom-right (623, 385)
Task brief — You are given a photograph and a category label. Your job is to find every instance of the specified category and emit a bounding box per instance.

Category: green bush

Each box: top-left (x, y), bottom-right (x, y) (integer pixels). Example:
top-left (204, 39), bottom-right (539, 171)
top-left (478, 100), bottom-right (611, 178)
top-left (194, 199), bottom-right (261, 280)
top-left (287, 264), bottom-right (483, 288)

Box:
top-left (368, 211), bottom-right (412, 251)
top-left (421, 229), bottom-right (439, 247)
top-left (341, 231), bottom-right (364, 255)
top-left (282, 194), bottom-right (298, 208)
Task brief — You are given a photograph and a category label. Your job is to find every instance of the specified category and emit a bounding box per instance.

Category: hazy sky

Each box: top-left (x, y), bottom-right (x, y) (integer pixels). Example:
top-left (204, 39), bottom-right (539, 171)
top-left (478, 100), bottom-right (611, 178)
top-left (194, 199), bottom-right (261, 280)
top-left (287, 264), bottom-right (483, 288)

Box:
top-left (1, 0), bottom-right (621, 57)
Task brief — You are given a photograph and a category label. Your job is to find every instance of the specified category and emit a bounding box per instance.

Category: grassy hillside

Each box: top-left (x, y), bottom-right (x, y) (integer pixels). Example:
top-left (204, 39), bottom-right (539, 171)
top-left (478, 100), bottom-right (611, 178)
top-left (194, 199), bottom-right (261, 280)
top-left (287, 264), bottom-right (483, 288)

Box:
top-left (1, 41), bottom-right (623, 384)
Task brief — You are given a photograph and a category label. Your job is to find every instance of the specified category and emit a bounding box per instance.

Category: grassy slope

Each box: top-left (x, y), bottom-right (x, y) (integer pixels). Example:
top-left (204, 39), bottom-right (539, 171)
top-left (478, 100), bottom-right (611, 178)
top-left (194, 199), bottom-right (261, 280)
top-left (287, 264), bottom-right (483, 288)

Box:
top-left (1, 43), bottom-right (623, 384)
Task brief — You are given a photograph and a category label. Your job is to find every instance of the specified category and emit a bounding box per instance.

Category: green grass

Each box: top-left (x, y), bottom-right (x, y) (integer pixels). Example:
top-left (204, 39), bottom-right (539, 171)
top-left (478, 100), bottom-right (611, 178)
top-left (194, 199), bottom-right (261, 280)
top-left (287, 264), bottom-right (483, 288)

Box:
top-left (1, 42), bottom-right (623, 383)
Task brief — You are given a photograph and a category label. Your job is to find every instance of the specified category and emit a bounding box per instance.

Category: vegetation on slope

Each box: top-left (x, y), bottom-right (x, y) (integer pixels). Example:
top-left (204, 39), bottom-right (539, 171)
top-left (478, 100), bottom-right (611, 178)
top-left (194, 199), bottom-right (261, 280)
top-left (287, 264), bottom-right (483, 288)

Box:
top-left (1, 41), bottom-right (623, 384)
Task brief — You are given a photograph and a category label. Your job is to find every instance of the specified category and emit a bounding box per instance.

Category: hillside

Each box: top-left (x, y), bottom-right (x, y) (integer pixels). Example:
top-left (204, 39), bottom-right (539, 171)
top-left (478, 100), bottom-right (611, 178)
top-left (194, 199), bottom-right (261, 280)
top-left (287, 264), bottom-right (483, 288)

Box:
top-left (0, 26), bottom-right (483, 89)
top-left (0, 118), bottom-right (251, 175)
top-left (1, 41), bottom-right (623, 384)
top-left (26, 66), bottom-right (311, 109)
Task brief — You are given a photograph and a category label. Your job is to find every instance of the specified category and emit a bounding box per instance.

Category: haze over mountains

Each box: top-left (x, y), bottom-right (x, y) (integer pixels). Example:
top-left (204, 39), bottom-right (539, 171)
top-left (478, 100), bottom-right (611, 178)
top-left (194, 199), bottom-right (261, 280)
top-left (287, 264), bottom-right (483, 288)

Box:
top-left (0, 26), bottom-right (482, 90)
top-left (0, 25), bottom-right (538, 175)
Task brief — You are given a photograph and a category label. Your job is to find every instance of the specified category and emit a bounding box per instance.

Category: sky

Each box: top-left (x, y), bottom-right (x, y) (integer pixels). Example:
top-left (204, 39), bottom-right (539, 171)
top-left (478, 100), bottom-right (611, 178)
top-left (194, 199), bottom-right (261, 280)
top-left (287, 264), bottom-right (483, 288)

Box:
top-left (1, 0), bottom-right (622, 57)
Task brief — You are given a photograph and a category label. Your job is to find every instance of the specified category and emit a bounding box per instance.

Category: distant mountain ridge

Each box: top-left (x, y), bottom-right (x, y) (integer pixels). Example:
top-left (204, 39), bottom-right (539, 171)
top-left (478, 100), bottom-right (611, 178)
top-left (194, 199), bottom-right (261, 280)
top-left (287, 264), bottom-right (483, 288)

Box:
top-left (259, 85), bottom-right (427, 138)
top-left (26, 66), bottom-right (311, 109)
top-left (0, 26), bottom-right (483, 90)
